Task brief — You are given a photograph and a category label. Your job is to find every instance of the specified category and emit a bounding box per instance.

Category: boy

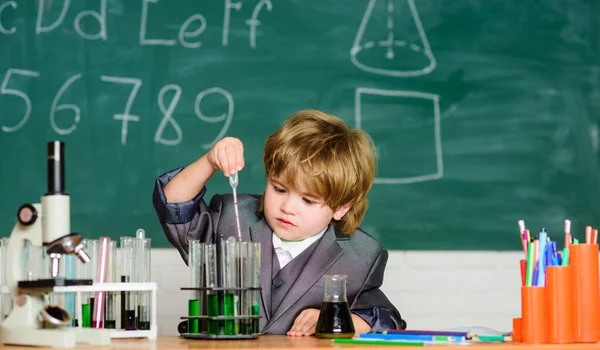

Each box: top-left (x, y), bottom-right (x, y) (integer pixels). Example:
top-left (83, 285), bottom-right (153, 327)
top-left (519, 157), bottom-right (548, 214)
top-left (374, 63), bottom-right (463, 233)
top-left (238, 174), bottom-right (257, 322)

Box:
top-left (153, 110), bottom-right (405, 335)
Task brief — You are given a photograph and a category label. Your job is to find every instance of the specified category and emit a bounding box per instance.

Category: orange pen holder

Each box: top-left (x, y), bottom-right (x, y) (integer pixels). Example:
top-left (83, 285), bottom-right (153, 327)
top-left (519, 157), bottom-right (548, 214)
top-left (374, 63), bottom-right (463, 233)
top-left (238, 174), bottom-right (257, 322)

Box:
top-left (570, 244), bottom-right (600, 343)
top-left (521, 286), bottom-right (546, 344)
top-left (512, 317), bottom-right (522, 342)
top-left (545, 266), bottom-right (574, 344)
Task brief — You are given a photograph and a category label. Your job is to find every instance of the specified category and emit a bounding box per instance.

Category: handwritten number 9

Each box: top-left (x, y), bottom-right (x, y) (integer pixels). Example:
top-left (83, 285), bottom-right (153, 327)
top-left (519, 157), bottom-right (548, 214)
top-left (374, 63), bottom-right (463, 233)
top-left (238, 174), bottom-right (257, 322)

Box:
top-left (194, 87), bottom-right (234, 149)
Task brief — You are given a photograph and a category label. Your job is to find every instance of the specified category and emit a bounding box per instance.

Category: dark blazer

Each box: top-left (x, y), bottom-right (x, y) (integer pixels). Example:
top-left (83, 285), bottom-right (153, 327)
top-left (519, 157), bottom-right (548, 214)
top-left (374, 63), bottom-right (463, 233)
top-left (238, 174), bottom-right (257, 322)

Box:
top-left (153, 168), bottom-right (406, 334)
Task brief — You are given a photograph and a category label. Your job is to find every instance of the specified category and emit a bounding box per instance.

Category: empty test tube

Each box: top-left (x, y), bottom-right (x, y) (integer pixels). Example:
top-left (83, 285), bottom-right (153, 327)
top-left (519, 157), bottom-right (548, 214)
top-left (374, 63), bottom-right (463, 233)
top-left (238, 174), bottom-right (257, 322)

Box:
top-left (93, 237), bottom-right (110, 328)
top-left (64, 254), bottom-right (76, 326)
top-left (188, 241), bottom-right (204, 334)
top-left (0, 238), bottom-right (11, 321)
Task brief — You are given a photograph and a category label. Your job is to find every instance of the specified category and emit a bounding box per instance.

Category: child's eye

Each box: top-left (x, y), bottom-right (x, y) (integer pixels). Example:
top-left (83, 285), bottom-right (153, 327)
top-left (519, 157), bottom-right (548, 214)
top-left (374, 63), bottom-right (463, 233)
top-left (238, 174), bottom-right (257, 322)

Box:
top-left (303, 198), bottom-right (316, 205)
top-left (273, 185), bottom-right (286, 193)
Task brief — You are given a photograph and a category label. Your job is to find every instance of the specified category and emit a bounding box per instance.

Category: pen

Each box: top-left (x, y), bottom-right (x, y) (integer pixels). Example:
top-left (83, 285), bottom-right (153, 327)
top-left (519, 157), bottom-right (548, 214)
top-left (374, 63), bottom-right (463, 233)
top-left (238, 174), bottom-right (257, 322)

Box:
top-left (334, 338), bottom-right (430, 346)
top-left (359, 333), bottom-right (465, 342)
top-left (384, 329), bottom-right (473, 338)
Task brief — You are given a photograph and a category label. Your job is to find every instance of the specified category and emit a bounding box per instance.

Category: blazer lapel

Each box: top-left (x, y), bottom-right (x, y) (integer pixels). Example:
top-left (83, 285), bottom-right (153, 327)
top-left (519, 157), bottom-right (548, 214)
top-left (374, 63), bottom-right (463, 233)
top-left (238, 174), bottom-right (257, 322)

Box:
top-left (249, 218), bottom-right (274, 323)
top-left (267, 226), bottom-right (343, 327)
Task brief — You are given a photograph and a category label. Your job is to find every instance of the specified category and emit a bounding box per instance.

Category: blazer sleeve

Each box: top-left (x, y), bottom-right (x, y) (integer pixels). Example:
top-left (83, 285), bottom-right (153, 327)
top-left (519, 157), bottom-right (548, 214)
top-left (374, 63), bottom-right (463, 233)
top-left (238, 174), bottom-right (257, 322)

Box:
top-left (350, 249), bottom-right (407, 332)
top-left (152, 168), bottom-right (221, 264)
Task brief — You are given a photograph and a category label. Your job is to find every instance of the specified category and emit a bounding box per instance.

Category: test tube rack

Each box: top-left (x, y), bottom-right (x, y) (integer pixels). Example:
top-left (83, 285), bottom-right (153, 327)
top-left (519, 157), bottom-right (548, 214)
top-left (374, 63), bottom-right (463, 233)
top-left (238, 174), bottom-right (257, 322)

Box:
top-left (0, 282), bottom-right (157, 340)
top-left (180, 285), bottom-right (262, 340)
top-left (179, 239), bottom-right (262, 340)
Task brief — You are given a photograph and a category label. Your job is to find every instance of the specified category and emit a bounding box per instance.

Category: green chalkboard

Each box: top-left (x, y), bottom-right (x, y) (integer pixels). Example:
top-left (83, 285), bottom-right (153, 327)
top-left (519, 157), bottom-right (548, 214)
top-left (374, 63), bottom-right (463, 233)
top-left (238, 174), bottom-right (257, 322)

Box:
top-left (1, 0), bottom-right (599, 250)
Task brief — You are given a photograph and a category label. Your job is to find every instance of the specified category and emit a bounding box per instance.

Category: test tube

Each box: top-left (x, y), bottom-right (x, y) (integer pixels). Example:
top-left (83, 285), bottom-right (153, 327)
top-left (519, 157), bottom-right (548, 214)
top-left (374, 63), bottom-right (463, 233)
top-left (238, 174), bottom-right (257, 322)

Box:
top-left (64, 254), bottom-right (76, 326)
top-left (221, 238), bottom-right (238, 335)
top-left (104, 241), bottom-right (117, 329)
top-left (93, 237), bottom-right (110, 328)
top-left (238, 241), bottom-right (251, 334)
top-left (84, 239), bottom-right (98, 327)
top-left (134, 236), bottom-right (151, 330)
top-left (120, 237), bottom-right (136, 330)
top-left (76, 240), bottom-right (92, 327)
top-left (205, 243), bottom-right (220, 335)
top-left (0, 238), bottom-right (11, 321)
top-left (188, 241), bottom-right (204, 334)
top-left (251, 242), bottom-right (261, 333)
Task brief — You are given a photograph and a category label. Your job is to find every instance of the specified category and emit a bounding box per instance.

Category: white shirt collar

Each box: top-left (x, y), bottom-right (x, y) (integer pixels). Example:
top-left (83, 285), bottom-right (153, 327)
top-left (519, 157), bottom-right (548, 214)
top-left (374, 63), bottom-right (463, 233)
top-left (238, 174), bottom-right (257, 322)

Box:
top-left (272, 226), bottom-right (328, 268)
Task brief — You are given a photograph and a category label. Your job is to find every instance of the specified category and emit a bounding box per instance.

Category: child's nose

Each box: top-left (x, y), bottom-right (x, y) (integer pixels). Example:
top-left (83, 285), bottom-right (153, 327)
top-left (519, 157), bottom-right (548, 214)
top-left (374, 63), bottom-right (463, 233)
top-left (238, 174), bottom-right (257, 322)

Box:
top-left (280, 197), bottom-right (296, 215)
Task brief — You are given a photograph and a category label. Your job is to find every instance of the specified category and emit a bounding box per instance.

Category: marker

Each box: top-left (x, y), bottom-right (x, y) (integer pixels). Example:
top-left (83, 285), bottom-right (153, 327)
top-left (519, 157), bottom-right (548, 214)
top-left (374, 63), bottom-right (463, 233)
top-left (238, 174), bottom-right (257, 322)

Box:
top-left (594, 229), bottom-right (598, 244)
top-left (526, 242), bottom-right (535, 286)
top-left (536, 230), bottom-right (547, 286)
top-left (586, 226), bottom-right (593, 244)
top-left (473, 335), bottom-right (512, 342)
top-left (518, 220), bottom-right (526, 235)
top-left (564, 220), bottom-right (571, 248)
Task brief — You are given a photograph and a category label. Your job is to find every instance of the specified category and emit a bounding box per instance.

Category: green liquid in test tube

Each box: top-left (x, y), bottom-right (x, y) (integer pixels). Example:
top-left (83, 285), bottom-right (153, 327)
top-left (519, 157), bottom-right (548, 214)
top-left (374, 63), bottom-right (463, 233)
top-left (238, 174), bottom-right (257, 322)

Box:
top-left (221, 239), bottom-right (238, 335)
top-left (81, 304), bottom-right (91, 327)
top-left (251, 242), bottom-right (261, 334)
top-left (188, 240), bottom-right (204, 334)
top-left (238, 241), bottom-right (251, 334)
top-left (205, 244), bottom-right (220, 335)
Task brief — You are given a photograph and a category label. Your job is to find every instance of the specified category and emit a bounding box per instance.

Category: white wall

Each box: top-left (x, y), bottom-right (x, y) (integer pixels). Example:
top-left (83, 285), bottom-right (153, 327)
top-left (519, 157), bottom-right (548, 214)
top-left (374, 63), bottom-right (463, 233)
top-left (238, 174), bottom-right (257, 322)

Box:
top-left (152, 249), bottom-right (522, 336)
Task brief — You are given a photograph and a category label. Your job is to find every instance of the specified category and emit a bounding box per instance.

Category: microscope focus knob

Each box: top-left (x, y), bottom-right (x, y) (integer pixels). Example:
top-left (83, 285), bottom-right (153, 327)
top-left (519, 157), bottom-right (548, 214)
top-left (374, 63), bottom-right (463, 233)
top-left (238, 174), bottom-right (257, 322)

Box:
top-left (17, 204), bottom-right (38, 226)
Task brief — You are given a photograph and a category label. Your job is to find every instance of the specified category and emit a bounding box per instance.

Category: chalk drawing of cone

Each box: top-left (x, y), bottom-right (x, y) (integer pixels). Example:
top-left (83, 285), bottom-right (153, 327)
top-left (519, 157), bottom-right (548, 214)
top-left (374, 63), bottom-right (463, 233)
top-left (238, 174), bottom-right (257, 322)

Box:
top-left (351, 0), bottom-right (436, 77)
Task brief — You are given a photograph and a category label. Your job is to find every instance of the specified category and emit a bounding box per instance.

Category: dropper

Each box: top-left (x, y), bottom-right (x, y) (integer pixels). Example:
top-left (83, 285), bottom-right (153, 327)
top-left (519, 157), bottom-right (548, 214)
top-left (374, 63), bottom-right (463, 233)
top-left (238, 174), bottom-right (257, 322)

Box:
top-left (229, 172), bottom-right (242, 241)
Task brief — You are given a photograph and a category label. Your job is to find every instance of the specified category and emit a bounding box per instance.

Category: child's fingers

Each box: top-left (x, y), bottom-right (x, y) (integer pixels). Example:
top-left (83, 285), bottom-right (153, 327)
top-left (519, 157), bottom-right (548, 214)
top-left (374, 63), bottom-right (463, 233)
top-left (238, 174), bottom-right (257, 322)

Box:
top-left (224, 144), bottom-right (238, 176)
top-left (235, 143), bottom-right (245, 171)
top-left (287, 311), bottom-right (308, 335)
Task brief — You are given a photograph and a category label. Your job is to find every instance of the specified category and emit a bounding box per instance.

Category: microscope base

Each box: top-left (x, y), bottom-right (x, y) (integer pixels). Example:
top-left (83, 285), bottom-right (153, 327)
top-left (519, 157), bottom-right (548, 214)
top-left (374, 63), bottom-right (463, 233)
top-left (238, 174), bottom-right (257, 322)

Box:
top-left (0, 326), bottom-right (112, 348)
top-left (0, 327), bottom-right (77, 348)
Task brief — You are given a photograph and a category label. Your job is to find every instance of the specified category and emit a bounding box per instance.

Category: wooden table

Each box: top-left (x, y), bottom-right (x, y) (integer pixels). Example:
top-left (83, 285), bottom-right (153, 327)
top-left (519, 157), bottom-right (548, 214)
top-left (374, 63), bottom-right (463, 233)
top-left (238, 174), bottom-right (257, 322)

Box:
top-left (2, 336), bottom-right (600, 349)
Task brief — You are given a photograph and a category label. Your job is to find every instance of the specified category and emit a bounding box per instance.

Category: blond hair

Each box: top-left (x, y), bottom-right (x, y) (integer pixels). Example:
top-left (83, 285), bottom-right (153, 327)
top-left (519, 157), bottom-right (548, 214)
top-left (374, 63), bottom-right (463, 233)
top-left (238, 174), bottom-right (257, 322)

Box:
top-left (259, 109), bottom-right (376, 235)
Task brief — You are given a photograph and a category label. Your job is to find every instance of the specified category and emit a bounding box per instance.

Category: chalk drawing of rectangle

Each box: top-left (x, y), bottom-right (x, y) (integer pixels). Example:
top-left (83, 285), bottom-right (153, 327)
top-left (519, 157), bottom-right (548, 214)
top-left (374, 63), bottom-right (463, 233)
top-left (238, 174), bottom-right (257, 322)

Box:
top-left (355, 87), bottom-right (443, 184)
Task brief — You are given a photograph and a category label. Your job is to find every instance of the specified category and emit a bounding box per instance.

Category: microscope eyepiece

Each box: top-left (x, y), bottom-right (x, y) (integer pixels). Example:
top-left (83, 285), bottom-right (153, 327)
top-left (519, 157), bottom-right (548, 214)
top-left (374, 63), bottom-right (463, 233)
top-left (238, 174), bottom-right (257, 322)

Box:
top-left (47, 141), bottom-right (65, 195)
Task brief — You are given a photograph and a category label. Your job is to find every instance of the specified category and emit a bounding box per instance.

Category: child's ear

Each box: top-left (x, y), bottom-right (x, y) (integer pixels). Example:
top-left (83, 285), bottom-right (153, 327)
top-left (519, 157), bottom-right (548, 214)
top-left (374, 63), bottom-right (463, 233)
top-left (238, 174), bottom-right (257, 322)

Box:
top-left (333, 203), bottom-right (351, 221)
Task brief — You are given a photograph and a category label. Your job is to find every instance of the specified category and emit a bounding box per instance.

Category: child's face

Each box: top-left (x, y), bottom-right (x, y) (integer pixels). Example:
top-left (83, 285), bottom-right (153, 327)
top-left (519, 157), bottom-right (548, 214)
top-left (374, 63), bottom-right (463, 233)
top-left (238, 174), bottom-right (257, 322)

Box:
top-left (263, 175), bottom-right (348, 241)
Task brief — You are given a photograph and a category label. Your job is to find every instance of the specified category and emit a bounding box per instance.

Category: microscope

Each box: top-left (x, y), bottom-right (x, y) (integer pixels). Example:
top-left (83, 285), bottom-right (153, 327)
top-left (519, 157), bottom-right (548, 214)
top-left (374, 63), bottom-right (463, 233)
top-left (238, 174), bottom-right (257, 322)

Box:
top-left (0, 141), bottom-right (108, 347)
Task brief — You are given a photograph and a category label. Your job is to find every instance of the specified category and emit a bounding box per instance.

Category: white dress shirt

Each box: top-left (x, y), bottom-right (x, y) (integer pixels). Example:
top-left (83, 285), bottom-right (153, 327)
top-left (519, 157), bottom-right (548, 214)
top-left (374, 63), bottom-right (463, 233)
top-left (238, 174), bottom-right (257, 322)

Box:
top-left (272, 227), bottom-right (327, 269)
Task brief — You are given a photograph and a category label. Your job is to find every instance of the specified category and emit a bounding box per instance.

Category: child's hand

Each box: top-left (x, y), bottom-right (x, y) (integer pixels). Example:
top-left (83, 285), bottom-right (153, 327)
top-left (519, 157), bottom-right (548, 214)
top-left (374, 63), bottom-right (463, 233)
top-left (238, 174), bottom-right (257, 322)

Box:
top-left (287, 308), bottom-right (320, 336)
top-left (206, 137), bottom-right (245, 177)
